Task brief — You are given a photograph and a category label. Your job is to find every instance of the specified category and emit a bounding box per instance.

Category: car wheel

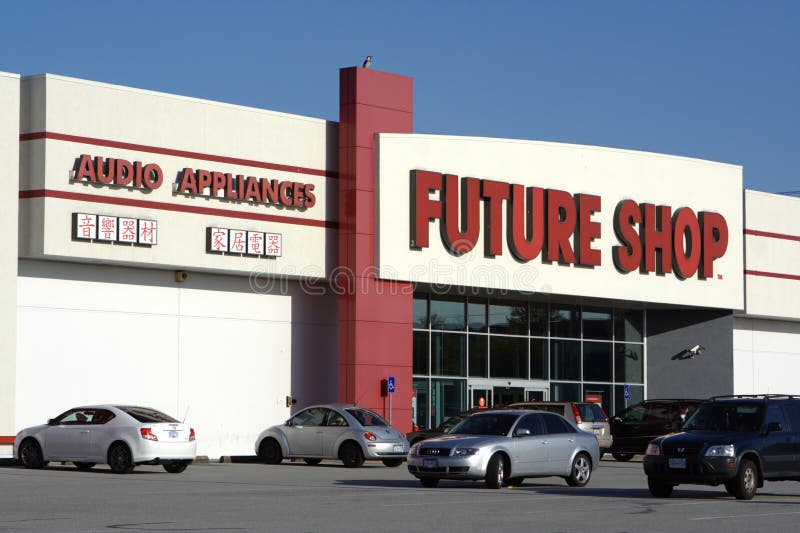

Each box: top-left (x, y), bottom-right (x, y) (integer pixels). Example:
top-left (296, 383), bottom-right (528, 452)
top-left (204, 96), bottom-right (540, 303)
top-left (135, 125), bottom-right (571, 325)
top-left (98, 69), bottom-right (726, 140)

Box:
top-left (506, 477), bottom-right (524, 486)
top-left (19, 439), bottom-right (47, 469)
top-left (339, 441), bottom-right (364, 468)
top-left (731, 459), bottom-right (758, 500)
top-left (303, 458), bottom-right (322, 466)
top-left (258, 438), bottom-right (283, 465)
top-left (74, 462), bottom-right (96, 470)
top-left (419, 477), bottom-right (439, 488)
top-left (612, 452), bottom-right (634, 462)
top-left (382, 459), bottom-right (403, 468)
top-left (566, 453), bottom-right (592, 487)
top-left (163, 461), bottom-right (189, 474)
top-left (108, 442), bottom-right (134, 474)
top-left (648, 477), bottom-right (674, 497)
top-left (485, 453), bottom-right (506, 489)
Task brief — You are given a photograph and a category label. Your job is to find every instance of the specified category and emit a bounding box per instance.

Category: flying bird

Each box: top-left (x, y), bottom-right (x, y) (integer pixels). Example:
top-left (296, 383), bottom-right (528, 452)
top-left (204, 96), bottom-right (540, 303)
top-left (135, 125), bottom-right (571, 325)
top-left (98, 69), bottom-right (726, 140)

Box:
top-left (362, 55), bottom-right (372, 69)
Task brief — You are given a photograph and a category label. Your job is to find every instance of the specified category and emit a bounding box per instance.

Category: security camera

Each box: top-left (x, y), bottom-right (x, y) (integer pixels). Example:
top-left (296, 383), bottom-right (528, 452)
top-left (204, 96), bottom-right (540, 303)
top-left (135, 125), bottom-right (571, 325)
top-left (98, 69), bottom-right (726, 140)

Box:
top-left (688, 344), bottom-right (706, 356)
top-left (174, 271), bottom-right (189, 282)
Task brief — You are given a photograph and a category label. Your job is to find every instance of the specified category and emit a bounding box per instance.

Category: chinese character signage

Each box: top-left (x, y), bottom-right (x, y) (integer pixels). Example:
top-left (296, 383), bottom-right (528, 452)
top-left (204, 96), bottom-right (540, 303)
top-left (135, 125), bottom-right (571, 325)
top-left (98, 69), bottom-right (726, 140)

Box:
top-left (206, 227), bottom-right (282, 257)
top-left (73, 213), bottom-right (157, 246)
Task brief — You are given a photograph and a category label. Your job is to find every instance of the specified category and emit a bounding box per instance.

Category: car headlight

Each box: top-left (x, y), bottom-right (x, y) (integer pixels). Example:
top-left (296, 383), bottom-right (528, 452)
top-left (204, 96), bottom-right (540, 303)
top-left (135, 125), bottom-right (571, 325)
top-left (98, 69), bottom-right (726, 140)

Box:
top-left (409, 444), bottom-right (420, 455)
top-left (453, 447), bottom-right (479, 456)
top-left (705, 444), bottom-right (735, 457)
top-left (645, 443), bottom-right (661, 456)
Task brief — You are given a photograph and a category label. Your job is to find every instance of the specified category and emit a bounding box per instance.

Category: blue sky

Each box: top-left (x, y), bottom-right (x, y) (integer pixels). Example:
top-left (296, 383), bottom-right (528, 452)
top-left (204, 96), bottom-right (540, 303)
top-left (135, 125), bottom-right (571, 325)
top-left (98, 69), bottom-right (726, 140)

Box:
top-left (3, 1), bottom-right (798, 193)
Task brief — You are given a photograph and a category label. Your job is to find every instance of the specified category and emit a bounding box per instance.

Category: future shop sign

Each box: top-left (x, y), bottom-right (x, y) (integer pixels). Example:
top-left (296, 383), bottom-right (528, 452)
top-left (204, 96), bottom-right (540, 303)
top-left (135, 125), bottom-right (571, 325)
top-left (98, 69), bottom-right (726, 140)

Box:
top-left (410, 169), bottom-right (729, 280)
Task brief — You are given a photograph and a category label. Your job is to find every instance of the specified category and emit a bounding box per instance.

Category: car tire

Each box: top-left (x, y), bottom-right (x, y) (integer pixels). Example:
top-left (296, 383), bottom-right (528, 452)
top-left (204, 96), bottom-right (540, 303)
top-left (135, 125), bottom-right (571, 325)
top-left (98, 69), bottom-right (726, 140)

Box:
top-left (19, 438), bottom-right (47, 469)
top-left (163, 461), bottom-right (189, 474)
top-left (647, 477), bottom-right (674, 497)
top-left (506, 477), bottom-right (525, 486)
top-left (485, 453), bottom-right (506, 489)
top-left (731, 459), bottom-right (758, 500)
top-left (258, 438), bottom-right (283, 465)
top-left (74, 462), bottom-right (96, 470)
top-left (339, 441), bottom-right (364, 468)
top-left (303, 458), bottom-right (322, 466)
top-left (419, 477), bottom-right (439, 488)
top-left (108, 442), bottom-right (135, 474)
top-left (566, 453), bottom-right (592, 487)
top-left (612, 452), bottom-right (634, 462)
top-left (382, 459), bottom-right (403, 467)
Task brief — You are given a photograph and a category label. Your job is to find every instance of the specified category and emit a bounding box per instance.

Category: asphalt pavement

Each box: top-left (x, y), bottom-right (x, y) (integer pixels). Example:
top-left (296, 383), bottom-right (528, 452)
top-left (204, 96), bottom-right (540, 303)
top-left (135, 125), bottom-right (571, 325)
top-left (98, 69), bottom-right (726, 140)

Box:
top-left (2, 457), bottom-right (800, 532)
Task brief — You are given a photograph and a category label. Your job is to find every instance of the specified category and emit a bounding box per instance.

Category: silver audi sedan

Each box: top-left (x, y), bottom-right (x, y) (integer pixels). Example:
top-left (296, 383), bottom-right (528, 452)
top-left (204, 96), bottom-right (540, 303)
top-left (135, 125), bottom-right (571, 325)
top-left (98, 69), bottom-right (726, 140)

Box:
top-left (407, 409), bottom-right (600, 488)
top-left (255, 403), bottom-right (408, 468)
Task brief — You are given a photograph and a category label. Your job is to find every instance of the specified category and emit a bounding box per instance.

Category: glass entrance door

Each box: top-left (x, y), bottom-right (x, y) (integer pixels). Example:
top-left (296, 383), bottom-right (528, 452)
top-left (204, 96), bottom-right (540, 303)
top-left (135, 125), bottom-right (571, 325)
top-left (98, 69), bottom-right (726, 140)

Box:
top-left (492, 386), bottom-right (526, 407)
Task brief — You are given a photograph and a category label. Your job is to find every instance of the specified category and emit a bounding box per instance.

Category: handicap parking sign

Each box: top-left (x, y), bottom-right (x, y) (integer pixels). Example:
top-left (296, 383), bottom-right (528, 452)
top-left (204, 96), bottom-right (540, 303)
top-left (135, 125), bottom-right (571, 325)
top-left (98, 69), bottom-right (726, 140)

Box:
top-left (388, 376), bottom-right (396, 394)
top-left (624, 384), bottom-right (630, 400)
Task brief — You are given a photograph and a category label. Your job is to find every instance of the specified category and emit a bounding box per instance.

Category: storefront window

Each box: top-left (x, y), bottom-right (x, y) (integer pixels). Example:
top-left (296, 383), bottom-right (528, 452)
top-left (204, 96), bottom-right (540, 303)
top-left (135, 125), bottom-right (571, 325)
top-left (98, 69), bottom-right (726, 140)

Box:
top-left (614, 384), bottom-right (644, 416)
top-left (615, 343), bottom-right (643, 383)
top-left (583, 383), bottom-right (613, 416)
top-left (413, 331), bottom-right (429, 374)
top-left (431, 332), bottom-right (466, 376)
top-left (431, 378), bottom-right (466, 429)
top-left (583, 307), bottom-right (612, 340)
top-left (583, 341), bottom-right (613, 382)
top-left (550, 305), bottom-right (580, 338)
top-left (413, 378), bottom-right (429, 429)
top-left (430, 296), bottom-right (465, 331)
top-left (413, 294), bottom-right (429, 329)
top-left (468, 335), bottom-right (488, 377)
top-left (530, 303), bottom-right (548, 337)
top-left (490, 336), bottom-right (528, 378)
top-left (550, 339), bottom-right (580, 381)
top-left (530, 338), bottom-right (547, 379)
top-left (467, 298), bottom-right (487, 332)
top-left (550, 382), bottom-right (581, 402)
top-left (615, 309), bottom-right (643, 343)
top-left (488, 300), bottom-right (528, 335)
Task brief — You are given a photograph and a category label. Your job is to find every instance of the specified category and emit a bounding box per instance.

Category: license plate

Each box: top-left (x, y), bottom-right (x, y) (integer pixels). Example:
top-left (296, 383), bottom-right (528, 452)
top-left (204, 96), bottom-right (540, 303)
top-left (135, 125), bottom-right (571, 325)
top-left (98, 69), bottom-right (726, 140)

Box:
top-left (423, 458), bottom-right (437, 468)
top-left (168, 430), bottom-right (179, 439)
top-left (668, 457), bottom-right (686, 469)
top-left (593, 429), bottom-right (602, 435)
top-left (393, 444), bottom-right (404, 453)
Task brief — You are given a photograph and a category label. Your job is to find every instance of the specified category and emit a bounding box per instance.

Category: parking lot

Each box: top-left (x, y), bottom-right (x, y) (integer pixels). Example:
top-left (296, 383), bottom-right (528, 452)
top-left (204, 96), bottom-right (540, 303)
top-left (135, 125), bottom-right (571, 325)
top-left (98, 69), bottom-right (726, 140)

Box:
top-left (3, 457), bottom-right (800, 532)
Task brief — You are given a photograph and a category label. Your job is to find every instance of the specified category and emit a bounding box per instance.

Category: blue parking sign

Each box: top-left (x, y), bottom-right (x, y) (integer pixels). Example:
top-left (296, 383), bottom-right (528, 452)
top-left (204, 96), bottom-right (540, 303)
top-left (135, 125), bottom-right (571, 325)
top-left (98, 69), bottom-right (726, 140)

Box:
top-left (388, 376), bottom-right (396, 394)
top-left (624, 384), bottom-right (630, 400)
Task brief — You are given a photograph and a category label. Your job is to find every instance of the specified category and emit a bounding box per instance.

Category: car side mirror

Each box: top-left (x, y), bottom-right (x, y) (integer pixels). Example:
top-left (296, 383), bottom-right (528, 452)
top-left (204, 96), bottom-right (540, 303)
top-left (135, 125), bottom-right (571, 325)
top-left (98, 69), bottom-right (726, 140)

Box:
top-left (514, 428), bottom-right (531, 437)
top-left (612, 416), bottom-right (622, 423)
top-left (285, 419), bottom-right (293, 427)
top-left (47, 418), bottom-right (57, 426)
top-left (767, 421), bottom-right (782, 433)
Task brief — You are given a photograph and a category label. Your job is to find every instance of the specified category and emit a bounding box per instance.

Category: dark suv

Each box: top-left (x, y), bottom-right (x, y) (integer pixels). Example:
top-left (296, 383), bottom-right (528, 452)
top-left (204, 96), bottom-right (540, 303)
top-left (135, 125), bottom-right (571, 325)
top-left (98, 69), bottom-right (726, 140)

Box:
top-left (609, 399), bottom-right (703, 461)
top-left (643, 395), bottom-right (800, 499)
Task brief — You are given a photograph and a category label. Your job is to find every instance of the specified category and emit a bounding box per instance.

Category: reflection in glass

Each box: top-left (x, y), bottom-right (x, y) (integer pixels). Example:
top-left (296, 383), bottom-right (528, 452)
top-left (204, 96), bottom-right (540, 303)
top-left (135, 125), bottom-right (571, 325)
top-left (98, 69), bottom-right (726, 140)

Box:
top-left (467, 299), bottom-right (487, 332)
top-left (583, 341), bottom-right (613, 382)
top-left (468, 335), bottom-right (488, 377)
top-left (490, 336), bottom-right (528, 378)
top-left (583, 383), bottom-right (613, 417)
top-left (530, 303), bottom-right (548, 337)
top-left (413, 294), bottom-right (429, 329)
top-left (431, 378), bottom-right (466, 429)
top-left (550, 339), bottom-right (580, 381)
top-left (615, 309), bottom-right (644, 342)
top-left (413, 331), bottom-right (429, 374)
top-left (430, 296), bottom-right (466, 331)
top-left (489, 300), bottom-right (528, 335)
top-left (615, 343), bottom-right (643, 383)
top-left (530, 338), bottom-right (547, 379)
top-left (583, 307), bottom-right (612, 340)
top-left (413, 378), bottom-right (429, 429)
top-left (551, 306), bottom-right (580, 338)
top-left (550, 382), bottom-right (581, 402)
top-left (431, 332), bottom-right (466, 376)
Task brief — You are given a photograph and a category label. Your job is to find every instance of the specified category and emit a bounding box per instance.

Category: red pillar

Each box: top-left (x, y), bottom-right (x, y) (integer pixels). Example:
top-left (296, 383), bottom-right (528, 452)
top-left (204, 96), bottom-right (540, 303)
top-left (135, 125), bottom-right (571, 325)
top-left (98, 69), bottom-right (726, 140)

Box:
top-left (338, 66), bottom-right (413, 432)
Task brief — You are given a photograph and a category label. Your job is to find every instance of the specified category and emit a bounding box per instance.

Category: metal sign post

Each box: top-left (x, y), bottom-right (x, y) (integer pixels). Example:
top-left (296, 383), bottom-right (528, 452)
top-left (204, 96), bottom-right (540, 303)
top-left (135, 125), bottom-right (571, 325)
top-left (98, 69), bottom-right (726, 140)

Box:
top-left (388, 376), bottom-right (395, 425)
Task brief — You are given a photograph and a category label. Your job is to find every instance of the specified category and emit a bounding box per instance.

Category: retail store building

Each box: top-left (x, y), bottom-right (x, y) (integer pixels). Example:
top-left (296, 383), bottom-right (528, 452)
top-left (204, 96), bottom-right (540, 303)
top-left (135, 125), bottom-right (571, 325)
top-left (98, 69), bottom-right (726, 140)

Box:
top-left (0, 66), bottom-right (798, 459)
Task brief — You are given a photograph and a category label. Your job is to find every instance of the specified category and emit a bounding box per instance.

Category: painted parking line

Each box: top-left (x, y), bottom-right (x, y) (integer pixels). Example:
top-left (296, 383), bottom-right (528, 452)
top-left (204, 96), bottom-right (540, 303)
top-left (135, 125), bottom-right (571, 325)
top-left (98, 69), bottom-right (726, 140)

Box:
top-left (690, 510), bottom-right (800, 521)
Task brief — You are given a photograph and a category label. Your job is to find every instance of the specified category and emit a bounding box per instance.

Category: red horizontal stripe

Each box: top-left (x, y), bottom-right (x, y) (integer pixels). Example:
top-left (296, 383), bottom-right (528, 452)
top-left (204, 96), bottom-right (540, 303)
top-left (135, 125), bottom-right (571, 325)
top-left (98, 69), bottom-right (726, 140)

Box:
top-left (745, 270), bottom-right (800, 281)
top-left (20, 131), bottom-right (337, 179)
top-left (744, 229), bottom-right (800, 242)
top-left (20, 189), bottom-right (337, 230)
top-left (0, 436), bottom-right (14, 444)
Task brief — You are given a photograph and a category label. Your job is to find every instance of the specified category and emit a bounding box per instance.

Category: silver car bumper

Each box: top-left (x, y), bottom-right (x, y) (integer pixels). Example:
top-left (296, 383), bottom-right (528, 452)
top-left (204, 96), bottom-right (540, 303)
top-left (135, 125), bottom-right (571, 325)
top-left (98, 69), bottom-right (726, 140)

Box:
top-left (406, 453), bottom-right (485, 480)
top-left (364, 441), bottom-right (407, 460)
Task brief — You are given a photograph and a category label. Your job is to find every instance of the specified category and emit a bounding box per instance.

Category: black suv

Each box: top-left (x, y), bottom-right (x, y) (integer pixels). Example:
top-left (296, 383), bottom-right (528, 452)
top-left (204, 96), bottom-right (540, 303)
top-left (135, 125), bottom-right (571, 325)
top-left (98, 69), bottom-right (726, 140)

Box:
top-left (609, 399), bottom-right (703, 461)
top-left (644, 395), bottom-right (800, 499)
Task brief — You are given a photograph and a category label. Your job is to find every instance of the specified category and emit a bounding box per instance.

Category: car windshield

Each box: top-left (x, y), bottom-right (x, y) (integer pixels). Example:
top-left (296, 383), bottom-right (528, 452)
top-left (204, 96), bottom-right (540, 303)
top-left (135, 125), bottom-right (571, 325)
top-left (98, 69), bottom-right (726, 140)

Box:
top-left (345, 408), bottom-right (388, 427)
top-left (683, 403), bottom-right (763, 433)
top-left (117, 406), bottom-right (178, 423)
top-left (450, 413), bottom-right (519, 436)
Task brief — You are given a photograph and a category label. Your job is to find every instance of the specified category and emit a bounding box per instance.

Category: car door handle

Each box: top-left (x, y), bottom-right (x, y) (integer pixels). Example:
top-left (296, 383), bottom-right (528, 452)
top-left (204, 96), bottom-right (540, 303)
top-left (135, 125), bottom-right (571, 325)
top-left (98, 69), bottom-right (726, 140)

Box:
top-left (80, 430), bottom-right (90, 434)
top-left (540, 440), bottom-right (548, 445)
top-left (568, 438), bottom-right (575, 443)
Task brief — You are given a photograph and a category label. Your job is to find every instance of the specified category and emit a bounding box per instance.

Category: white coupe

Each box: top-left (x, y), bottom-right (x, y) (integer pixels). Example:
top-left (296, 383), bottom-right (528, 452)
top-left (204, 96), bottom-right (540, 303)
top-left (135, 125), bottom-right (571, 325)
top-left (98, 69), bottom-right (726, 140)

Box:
top-left (13, 405), bottom-right (196, 474)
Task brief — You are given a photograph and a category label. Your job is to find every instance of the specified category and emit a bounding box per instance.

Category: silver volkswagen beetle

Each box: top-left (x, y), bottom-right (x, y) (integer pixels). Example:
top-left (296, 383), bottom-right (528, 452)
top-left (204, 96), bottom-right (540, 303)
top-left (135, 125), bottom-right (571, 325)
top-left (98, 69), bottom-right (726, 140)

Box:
top-left (407, 409), bottom-right (600, 488)
top-left (255, 403), bottom-right (408, 467)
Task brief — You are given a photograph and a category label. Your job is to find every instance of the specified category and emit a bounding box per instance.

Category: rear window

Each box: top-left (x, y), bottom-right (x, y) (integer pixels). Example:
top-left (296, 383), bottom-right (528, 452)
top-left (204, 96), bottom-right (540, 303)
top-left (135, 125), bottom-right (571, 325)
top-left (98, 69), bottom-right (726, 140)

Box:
top-left (345, 408), bottom-right (388, 427)
top-left (117, 406), bottom-right (178, 423)
top-left (577, 404), bottom-right (606, 422)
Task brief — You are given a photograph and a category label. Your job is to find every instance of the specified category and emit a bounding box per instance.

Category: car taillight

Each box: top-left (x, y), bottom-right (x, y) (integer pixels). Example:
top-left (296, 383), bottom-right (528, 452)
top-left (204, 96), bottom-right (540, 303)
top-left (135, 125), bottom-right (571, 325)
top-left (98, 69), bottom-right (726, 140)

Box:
top-left (599, 408), bottom-right (609, 423)
top-left (571, 403), bottom-right (582, 424)
top-left (140, 428), bottom-right (158, 441)
top-left (363, 432), bottom-right (377, 441)
top-left (189, 428), bottom-right (196, 441)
